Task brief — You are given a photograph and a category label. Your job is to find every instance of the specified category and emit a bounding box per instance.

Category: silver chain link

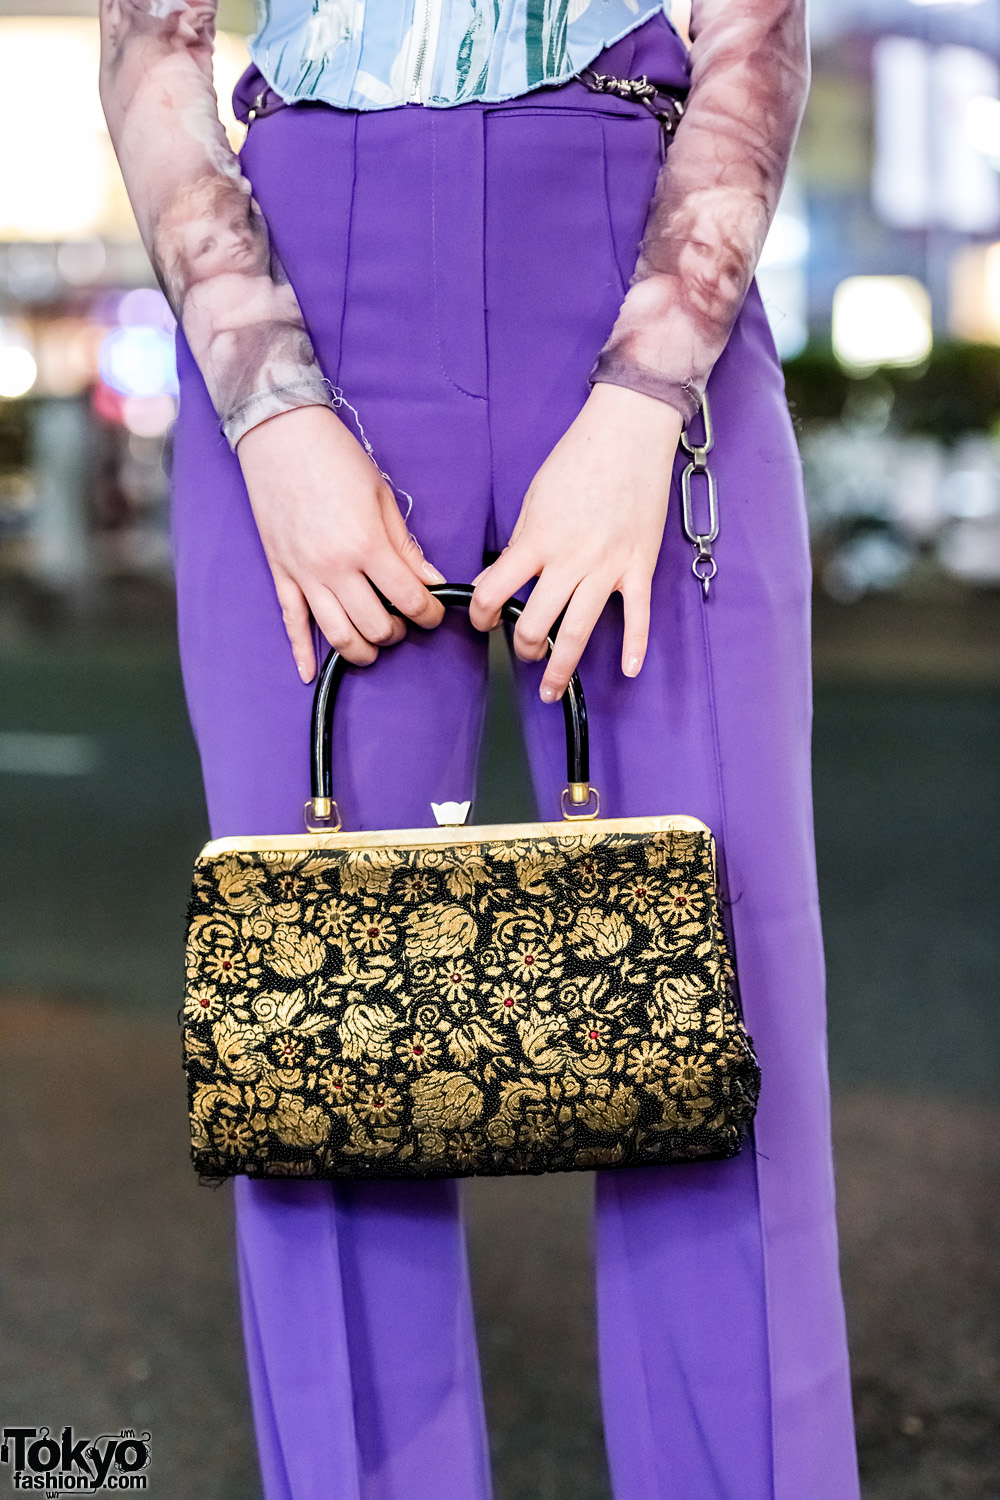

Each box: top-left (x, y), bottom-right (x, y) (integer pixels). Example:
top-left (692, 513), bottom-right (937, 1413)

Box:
top-left (578, 68), bottom-right (686, 146)
top-left (679, 390), bottom-right (719, 599)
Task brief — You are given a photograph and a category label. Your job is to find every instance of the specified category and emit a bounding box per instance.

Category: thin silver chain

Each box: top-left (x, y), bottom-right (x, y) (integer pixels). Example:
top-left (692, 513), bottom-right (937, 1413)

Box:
top-left (327, 384), bottom-right (415, 522)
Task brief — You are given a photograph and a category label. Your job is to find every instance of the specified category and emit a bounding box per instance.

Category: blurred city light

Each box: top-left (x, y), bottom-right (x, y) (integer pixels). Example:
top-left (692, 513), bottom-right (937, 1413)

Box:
top-left (0, 19), bottom-right (249, 243)
top-left (950, 241), bottom-right (1000, 342)
top-left (98, 325), bottom-right (178, 399)
top-left (122, 395), bottom-right (176, 439)
top-left (117, 289), bottom-right (176, 332)
top-left (873, 37), bottom-right (931, 228)
top-left (758, 211), bottom-right (810, 270)
top-left (34, 318), bottom-right (106, 397)
top-left (757, 176), bottom-right (809, 359)
top-left (56, 240), bottom-right (108, 288)
top-left (832, 277), bottom-right (933, 370)
top-left (873, 38), bottom-right (1000, 231)
top-left (0, 344), bottom-right (37, 399)
top-left (966, 94), bottom-right (1000, 167)
top-left (935, 48), bottom-right (1000, 231)
top-left (0, 20), bottom-right (125, 242)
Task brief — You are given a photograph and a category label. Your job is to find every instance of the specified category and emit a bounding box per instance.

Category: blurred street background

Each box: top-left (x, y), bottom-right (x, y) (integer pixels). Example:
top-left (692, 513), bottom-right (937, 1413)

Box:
top-left (0, 0), bottom-right (999, 1496)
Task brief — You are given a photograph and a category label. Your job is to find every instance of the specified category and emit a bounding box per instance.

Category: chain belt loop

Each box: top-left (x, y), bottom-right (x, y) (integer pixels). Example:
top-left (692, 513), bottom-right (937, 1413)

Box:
top-left (577, 66), bottom-right (687, 149)
top-left (679, 390), bottom-right (719, 599)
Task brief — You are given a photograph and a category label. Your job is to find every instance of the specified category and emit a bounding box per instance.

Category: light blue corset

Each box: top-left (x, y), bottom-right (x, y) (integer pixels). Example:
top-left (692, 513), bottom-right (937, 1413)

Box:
top-left (248, 0), bottom-right (670, 111)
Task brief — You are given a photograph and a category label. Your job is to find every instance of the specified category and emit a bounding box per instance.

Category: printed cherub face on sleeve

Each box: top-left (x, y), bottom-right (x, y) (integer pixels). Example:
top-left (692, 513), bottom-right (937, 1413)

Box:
top-left (157, 177), bottom-right (271, 304)
top-left (669, 189), bottom-right (752, 333)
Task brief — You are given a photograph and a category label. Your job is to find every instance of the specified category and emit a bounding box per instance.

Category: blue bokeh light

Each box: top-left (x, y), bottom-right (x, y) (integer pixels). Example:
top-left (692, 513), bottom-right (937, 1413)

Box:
top-left (98, 324), bottom-right (179, 398)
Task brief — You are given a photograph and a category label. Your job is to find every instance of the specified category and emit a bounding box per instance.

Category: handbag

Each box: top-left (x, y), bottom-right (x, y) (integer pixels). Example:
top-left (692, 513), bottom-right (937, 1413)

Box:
top-left (181, 584), bottom-right (760, 1181)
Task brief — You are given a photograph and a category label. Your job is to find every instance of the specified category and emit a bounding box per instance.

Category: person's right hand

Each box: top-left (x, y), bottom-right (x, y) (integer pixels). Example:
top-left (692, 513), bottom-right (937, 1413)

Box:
top-left (236, 404), bottom-right (446, 682)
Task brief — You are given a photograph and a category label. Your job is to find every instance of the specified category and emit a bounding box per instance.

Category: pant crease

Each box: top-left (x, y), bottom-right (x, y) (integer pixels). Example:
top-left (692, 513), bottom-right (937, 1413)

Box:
top-left (597, 1173), bottom-right (667, 1500)
top-left (236, 1227), bottom-right (296, 1500)
top-left (332, 112), bottom-right (359, 392)
top-left (697, 507), bottom-right (779, 1500)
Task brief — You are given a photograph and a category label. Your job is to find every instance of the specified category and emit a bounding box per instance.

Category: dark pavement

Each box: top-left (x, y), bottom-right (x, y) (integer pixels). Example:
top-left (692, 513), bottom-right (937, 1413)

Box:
top-left (0, 591), bottom-right (997, 1499)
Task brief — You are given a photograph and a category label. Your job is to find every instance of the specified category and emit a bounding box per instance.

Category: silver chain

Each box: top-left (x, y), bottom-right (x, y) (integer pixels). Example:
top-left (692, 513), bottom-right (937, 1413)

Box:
top-left (327, 384), bottom-right (415, 522)
top-left (578, 68), bottom-right (686, 146)
top-left (679, 390), bottom-right (719, 599)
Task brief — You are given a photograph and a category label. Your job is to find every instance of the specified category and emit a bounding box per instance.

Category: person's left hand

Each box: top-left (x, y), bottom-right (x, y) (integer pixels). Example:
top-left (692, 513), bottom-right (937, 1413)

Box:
top-left (469, 382), bottom-right (683, 699)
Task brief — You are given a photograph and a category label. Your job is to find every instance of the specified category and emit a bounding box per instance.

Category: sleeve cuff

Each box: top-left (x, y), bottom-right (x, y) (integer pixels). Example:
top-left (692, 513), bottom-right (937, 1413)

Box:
top-left (221, 372), bottom-right (337, 450)
top-left (588, 355), bottom-right (702, 425)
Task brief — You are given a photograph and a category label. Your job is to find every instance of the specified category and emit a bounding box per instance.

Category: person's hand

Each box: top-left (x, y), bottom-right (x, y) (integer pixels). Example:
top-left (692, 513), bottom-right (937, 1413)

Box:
top-left (469, 383), bottom-right (682, 700)
top-left (236, 404), bottom-right (446, 681)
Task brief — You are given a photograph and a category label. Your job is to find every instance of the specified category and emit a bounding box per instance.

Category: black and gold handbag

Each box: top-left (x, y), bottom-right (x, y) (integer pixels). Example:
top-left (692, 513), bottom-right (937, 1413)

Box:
top-left (182, 585), bottom-right (760, 1181)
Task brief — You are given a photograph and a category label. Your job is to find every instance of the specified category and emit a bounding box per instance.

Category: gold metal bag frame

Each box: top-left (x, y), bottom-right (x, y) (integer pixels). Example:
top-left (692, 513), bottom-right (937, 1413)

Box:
top-left (182, 585), bottom-right (760, 1181)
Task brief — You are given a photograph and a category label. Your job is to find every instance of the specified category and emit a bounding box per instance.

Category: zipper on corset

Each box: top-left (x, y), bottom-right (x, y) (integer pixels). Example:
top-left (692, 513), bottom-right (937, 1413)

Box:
top-left (406, 0), bottom-right (435, 103)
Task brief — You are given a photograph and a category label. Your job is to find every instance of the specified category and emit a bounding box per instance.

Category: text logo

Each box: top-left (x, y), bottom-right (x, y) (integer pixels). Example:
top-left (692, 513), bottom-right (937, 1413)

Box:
top-left (1, 1427), bottom-right (151, 1491)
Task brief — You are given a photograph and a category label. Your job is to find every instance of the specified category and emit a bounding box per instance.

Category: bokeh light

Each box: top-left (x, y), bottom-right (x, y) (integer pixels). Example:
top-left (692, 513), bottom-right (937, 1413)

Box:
top-left (966, 94), bottom-right (1000, 165)
top-left (0, 20), bottom-right (122, 241)
top-left (950, 241), bottom-right (1000, 342)
top-left (832, 276), bottom-right (934, 371)
top-left (34, 318), bottom-right (107, 397)
top-left (117, 289), bottom-right (176, 332)
top-left (98, 325), bottom-right (178, 399)
top-left (0, 344), bottom-right (37, 399)
top-left (56, 239), bottom-right (108, 287)
top-left (0, 18), bottom-right (249, 242)
top-left (122, 394), bottom-right (177, 439)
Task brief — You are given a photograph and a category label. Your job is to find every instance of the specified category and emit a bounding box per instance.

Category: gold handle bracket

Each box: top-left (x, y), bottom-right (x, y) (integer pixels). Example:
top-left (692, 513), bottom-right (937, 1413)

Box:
top-left (560, 783), bottom-right (601, 821)
top-left (304, 797), bottom-right (342, 834)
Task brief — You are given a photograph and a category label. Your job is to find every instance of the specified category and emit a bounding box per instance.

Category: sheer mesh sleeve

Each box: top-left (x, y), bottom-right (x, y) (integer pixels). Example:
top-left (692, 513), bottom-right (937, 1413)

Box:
top-left (99, 0), bottom-right (334, 449)
top-left (590, 0), bottom-right (810, 422)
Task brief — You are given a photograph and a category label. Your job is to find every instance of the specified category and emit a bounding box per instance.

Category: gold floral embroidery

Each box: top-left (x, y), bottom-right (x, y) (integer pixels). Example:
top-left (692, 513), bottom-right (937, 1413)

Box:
top-left (338, 1001), bottom-right (399, 1061)
top-left (318, 1063), bottom-right (357, 1106)
top-left (667, 1053), bottom-right (714, 1098)
top-left (410, 1071), bottom-right (485, 1132)
top-left (569, 906), bottom-right (632, 960)
top-left (270, 1093), bottom-right (331, 1148)
top-left (406, 904), bottom-right (477, 958)
top-left (241, 912), bottom-right (275, 942)
top-left (268, 925), bottom-right (324, 978)
top-left (352, 1083), bottom-right (404, 1127)
top-left (185, 984), bottom-right (224, 1022)
top-left (350, 912), bottom-right (398, 955)
top-left (486, 983), bottom-right (528, 1024)
top-left (395, 1030), bottom-right (443, 1071)
top-left (215, 858), bottom-right (268, 912)
top-left (437, 961), bottom-right (476, 1002)
top-left (626, 1039), bottom-right (672, 1083)
top-left (654, 973), bottom-right (709, 1035)
top-left (661, 882), bottom-right (706, 926)
top-left (183, 827), bottom-right (759, 1180)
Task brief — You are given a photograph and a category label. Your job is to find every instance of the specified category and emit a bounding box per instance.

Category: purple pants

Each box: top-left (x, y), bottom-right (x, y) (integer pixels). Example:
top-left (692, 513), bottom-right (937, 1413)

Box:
top-left (170, 14), bottom-right (859, 1499)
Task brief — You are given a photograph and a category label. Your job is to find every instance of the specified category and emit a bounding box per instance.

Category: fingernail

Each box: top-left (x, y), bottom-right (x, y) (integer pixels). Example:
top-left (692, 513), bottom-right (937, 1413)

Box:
top-left (297, 661), bottom-right (313, 683)
top-left (422, 561), bottom-right (447, 583)
top-left (540, 684), bottom-right (557, 703)
top-left (625, 654), bottom-right (642, 677)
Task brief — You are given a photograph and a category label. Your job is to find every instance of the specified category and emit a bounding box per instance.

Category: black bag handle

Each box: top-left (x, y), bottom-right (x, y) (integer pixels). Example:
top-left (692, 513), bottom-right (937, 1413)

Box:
top-left (306, 583), bottom-right (596, 830)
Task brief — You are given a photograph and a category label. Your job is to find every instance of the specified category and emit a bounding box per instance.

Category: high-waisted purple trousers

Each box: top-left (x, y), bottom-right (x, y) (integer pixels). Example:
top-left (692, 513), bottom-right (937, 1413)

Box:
top-left (170, 13), bottom-right (860, 1499)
